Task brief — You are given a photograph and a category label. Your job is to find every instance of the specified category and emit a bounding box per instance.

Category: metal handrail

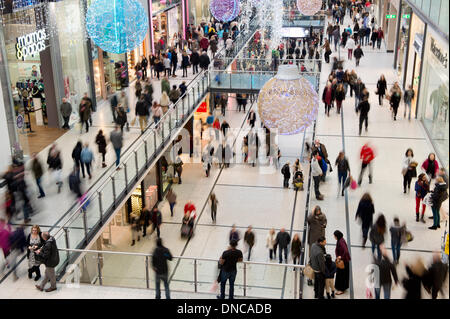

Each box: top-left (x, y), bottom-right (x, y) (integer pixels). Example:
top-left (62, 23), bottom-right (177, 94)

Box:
top-left (51, 72), bottom-right (209, 240)
top-left (59, 248), bottom-right (305, 268)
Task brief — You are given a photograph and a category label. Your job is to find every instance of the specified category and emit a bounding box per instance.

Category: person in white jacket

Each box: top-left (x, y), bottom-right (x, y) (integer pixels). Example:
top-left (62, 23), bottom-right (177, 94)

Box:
top-left (311, 153), bottom-right (324, 200)
top-left (266, 228), bottom-right (277, 260)
top-left (345, 36), bottom-right (356, 60)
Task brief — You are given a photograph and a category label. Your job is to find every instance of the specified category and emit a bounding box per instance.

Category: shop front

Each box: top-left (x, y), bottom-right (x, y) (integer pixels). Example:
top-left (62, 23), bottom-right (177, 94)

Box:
top-left (188, 0), bottom-right (210, 26)
top-left (150, 0), bottom-right (185, 54)
top-left (394, 1), bottom-right (412, 81)
top-left (418, 30), bottom-right (449, 170)
top-left (382, 0), bottom-right (401, 52)
top-left (401, 11), bottom-right (425, 117)
top-left (0, 0), bottom-right (93, 155)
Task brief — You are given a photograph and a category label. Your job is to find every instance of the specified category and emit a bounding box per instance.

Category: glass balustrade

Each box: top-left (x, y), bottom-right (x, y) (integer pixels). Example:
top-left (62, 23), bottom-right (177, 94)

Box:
top-left (58, 249), bottom-right (304, 299)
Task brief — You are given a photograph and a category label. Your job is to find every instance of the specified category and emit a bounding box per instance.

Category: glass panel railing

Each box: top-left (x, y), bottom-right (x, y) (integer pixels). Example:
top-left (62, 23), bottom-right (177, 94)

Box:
top-left (169, 258), bottom-right (195, 293)
top-left (50, 73), bottom-right (210, 274)
top-left (59, 249), bottom-right (304, 299)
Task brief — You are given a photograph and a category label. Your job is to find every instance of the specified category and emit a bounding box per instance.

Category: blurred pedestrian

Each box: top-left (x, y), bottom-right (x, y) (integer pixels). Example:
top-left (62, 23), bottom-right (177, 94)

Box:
top-left (275, 228), bottom-right (291, 264)
top-left (110, 125), bottom-right (123, 169)
top-left (152, 238), bottom-right (173, 299)
top-left (244, 226), bottom-right (255, 261)
top-left (210, 193), bottom-right (218, 223)
top-left (165, 188), bottom-right (177, 217)
top-left (423, 252), bottom-right (449, 299)
top-left (80, 143), bottom-right (93, 179)
top-left (95, 130), bottom-right (107, 168)
top-left (402, 258), bottom-right (426, 299)
top-left (373, 245), bottom-right (399, 299)
top-left (291, 234), bottom-right (302, 266)
top-left (324, 254), bottom-right (336, 299)
top-left (47, 144), bottom-right (63, 193)
top-left (369, 214), bottom-right (386, 262)
top-left (266, 228), bottom-right (277, 260)
top-left (30, 153), bottom-right (45, 198)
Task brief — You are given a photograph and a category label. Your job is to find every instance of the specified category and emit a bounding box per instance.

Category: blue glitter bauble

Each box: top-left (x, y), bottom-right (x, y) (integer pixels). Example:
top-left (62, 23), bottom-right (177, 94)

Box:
top-left (210, 0), bottom-right (240, 22)
top-left (86, 0), bottom-right (149, 54)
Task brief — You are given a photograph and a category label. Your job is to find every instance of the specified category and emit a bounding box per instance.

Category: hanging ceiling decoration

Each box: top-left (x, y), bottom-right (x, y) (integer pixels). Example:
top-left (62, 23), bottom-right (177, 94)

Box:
top-left (210, 0), bottom-right (240, 22)
top-left (296, 0), bottom-right (322, 16)
top-left (86, 0), bottom-right (148, 54)
top-left (257, 65), bottom-right (319, 135)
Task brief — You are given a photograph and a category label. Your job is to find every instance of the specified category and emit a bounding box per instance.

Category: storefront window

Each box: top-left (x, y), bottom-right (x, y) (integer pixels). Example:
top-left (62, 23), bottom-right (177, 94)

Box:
top-left (419, 32), bottom-right (449, 170)
top-left (189, 0), bottom-right (210, 25)
top-left (404, 13), bottom-right (425, 116)
top-left (396, 3), bottom-right (412, 82)
top-left (54, 0), bottom-right (91, 107)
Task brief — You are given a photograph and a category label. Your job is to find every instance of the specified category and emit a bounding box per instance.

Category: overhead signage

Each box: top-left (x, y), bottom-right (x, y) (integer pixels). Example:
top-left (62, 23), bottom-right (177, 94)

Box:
top-left (386, 14), bottom-right (397, 19)
top-left (430, 37), bottom-right (448, 69)
top-left (402, 14), bottom-right (411, 19)
top-left (15, 29), bottom-right (47, 61)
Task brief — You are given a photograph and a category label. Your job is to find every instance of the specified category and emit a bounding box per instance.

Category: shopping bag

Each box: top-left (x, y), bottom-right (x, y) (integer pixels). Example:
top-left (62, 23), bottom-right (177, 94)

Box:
top-left (350, 179), bottom-right (358, 190)
top-left (303, 264), bottom-right (315, 280)
top-left (423, 193), bottom-right (433, 206)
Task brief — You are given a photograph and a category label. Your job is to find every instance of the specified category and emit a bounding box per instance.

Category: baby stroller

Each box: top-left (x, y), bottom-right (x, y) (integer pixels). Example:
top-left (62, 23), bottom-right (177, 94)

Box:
top-left (181, 211), bottom-right (196, 238)
top-left (292, 170), bottom-right (304, 191)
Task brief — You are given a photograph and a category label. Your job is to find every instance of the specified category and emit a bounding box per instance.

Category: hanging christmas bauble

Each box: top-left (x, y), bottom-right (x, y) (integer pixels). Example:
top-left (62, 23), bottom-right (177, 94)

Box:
top-left (257, 65), bottom-right (318, 135)
top-left (86, 0), bottom-right (148, 54)
top-left (210, 0), bottom-right (240, 22)
top-left (296, 0), bottom-right (322, 16)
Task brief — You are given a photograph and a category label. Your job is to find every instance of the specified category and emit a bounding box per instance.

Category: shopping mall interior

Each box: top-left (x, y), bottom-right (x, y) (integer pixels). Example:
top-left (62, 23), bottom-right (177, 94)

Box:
top-left (0, 0), bottom-right (449, 301)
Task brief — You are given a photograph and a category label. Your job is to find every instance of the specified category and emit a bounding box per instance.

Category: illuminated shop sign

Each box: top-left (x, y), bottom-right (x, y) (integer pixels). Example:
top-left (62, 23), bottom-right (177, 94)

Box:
top-left (15, 29), bottom-right (47, 60)
top-left (430, 37), bottom-right (448, 69)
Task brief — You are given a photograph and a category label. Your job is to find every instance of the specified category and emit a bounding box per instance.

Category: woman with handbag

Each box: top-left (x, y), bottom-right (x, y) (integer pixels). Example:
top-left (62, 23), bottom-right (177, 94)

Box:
top-left (402, 148), bottom-right (417, 194)
top-left (414, 173), bottom-right (429, 222)
top-left (334, 230), bottom-right (351, 295)
top-left (389, 217), bottom-right (405, 264)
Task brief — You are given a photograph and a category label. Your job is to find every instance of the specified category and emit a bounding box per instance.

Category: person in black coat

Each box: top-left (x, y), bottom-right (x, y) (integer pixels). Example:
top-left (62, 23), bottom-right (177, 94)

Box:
top-left (95, 130), bottom-right (107, 168)
top-left (357, 98), bottom-right (370, 135)
top-left (355, 193), bottom-right (375, 247)
top-left (275, 228), bottom-right (291, 263)
top-left (402, 258), bottom-right (426, 299)
top-left (374, 247), bottom-right (398, 299)
top-left (170, 49), bottom-right (178, 77)
top-left (429, 176), bottom-right (449, 230)
top-left (199, 51), bottom-right (210, 70)
top-left (423, 252), bottom-right (449, 299)
top-left (281, 162), bottom-right (291, 188)
top-left (140, 206), bottom-right (151, 237)
top-left (35, 232), bottom-right (60, 292)
top-left (376, 75), bottom-right (387, 106)
top-left (353, 45), bottom-right (364, 66)
top-left (181, 52), bottom-right (190, 77)
top-left (335, 151), bottom-right (350, 196)
top-left (190, 50), bottom-right (200, 74)
top-left (72, 141), bottom-right (82, 169)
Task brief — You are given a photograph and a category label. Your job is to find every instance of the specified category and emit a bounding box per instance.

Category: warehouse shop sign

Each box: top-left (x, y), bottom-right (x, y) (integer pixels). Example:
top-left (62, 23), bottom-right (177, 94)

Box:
top-left (431, 38), bottom-right (448, 69)
top-left (15, 29), bottom-right (47, 61)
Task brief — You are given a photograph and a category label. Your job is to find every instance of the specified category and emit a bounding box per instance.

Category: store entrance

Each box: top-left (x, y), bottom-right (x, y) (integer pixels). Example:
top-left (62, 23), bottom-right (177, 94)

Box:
top-left (3, 8), bottom-right (66, 156)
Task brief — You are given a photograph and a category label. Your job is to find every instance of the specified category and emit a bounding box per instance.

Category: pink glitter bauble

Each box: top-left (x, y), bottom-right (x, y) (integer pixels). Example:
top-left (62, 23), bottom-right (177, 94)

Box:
top-left (296, 0), bottom-right (322, 16)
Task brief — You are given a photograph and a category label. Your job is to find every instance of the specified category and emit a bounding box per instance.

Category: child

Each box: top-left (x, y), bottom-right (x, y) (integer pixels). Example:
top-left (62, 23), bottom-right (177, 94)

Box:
top-left (325, 254), bottom-right (337, 299)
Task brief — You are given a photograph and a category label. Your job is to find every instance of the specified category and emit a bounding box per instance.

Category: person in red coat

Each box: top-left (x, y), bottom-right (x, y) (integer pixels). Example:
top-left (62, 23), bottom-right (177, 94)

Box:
top-left (199, 36), bottom-right (209, 52)
top-left (334, 230), bottom-right (351, 295)
top-left (322, 82), bottom-right (335, 117)
top-left (421, 153), bottom-right (439, 180)
top-left (358, 142), bottom-right (375, 185)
